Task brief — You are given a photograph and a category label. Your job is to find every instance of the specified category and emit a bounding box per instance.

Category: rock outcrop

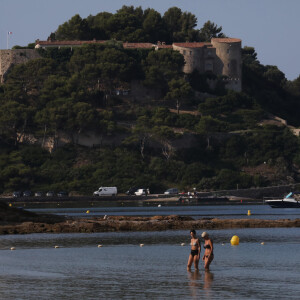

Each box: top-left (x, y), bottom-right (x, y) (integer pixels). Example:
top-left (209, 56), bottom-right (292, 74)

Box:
top-left (0, 203), bottom-right (299, 235)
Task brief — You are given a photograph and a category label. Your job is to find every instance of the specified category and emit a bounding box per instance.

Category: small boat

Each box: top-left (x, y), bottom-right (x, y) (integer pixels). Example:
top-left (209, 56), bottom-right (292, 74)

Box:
top-left (265, 192), bottom-right (300, 208)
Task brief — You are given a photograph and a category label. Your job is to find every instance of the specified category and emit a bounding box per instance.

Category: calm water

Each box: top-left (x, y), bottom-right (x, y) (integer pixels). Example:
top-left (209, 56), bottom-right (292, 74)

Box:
top-left (0, 228), bottom-right (300, 299)
top-left (28, 204), bottom-right (300, 220)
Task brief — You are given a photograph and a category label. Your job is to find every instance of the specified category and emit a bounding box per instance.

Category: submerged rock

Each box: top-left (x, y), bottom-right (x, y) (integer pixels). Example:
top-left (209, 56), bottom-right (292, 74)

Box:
top-left (0, 202), bottom-right (299, 234)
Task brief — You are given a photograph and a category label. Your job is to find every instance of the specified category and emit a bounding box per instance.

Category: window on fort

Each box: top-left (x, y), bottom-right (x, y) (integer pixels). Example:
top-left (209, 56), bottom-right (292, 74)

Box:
top-left (190, 51), bottom-right (192, 55)
top-left (183, 50), bottom-right (186, 55)
top-left (227, 48), bottom-right (230, 54)
top-left (207, 50), bottom-right (211, 56)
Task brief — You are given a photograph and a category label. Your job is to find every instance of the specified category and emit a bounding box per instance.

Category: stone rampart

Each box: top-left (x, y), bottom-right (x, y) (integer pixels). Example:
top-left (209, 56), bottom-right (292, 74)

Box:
top-left (0, 49), bottom-right (40, 82)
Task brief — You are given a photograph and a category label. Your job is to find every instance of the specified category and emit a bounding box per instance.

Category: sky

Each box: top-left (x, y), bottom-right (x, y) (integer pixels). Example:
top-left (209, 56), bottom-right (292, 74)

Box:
top-left (1, 0), bottom-right (300, 80)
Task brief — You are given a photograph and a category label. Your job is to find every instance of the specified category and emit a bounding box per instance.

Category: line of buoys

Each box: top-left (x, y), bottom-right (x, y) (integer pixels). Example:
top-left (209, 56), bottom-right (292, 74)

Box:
top-left (231, 235), bottom-right (239, 246)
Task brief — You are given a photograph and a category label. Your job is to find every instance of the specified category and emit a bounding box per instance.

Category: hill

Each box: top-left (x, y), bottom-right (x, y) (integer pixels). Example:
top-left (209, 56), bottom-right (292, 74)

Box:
top-left (0, 6), bottom-right (300, 195)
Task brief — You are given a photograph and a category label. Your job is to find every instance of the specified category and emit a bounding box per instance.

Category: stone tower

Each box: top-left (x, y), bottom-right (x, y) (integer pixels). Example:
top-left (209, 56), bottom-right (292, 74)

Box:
top-left (211, 38), bottom-right (242, 92)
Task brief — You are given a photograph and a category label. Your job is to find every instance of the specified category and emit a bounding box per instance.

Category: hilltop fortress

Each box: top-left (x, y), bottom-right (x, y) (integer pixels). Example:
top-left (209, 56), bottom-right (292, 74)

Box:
top-left (0, 37), bottom-right (242, 91)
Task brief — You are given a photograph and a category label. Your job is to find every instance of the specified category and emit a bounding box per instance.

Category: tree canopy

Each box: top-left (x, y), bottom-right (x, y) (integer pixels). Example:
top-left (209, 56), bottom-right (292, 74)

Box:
top-left (52, 6), bottom-right (225, 44)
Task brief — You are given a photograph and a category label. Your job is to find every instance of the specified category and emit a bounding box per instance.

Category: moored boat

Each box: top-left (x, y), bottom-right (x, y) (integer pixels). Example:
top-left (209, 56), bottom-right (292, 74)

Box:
top-left (265, 192), bottom-right (300, 208)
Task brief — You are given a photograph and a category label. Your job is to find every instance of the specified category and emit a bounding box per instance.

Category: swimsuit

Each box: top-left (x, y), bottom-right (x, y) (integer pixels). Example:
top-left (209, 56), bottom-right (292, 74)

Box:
top-left (191, 250), bottom-right (199, 256)
top-left (204, 244), bottom-right (211, 249)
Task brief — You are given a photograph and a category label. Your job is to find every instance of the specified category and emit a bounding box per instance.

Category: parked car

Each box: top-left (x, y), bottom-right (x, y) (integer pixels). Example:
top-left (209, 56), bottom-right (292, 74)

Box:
top-left (135, 188), bottom-right (149, 196)
top-left (93, 187), bottom-right (117, 196)
top-left (46, 191), bottom-right (55, 197)
top-left (125, 187), bottom-right (139, 195)
top-left (12, 191), bottom-right (22, 198)
top-left (23, 190), bottom-right (32, 197)
top-left (164, 188), bottom-right (179, 195)
top-left (57, 191), bottom-right (68, 197)
top-left (34, 191), bottom-right (44, 197)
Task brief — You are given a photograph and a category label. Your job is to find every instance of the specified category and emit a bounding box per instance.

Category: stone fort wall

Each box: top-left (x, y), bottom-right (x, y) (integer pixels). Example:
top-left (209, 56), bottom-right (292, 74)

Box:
top-left (0, 49), bottom-right (40, 83)
top-left (0, 39), bottom-right (242, 91)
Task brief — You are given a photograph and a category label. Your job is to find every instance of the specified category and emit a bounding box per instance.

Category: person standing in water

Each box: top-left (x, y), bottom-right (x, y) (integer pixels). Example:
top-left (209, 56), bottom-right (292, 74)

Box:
top-left (201, 232), bottom-right (214, 271)
top-left (187, 229), bottom-right (201, 271)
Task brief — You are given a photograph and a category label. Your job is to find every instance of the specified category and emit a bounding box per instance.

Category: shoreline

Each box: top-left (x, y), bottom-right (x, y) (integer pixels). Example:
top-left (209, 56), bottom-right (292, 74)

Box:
top-left (1, 201), bottom-right (299, 235)
top-left (0, 215), bottom-right (299, 235)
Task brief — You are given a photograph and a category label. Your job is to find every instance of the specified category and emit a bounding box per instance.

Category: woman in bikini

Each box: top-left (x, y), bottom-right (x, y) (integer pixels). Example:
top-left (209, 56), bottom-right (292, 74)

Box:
top-left (201, 231), bottom-right (214, 271)
top-left (187, 229), bottom-right (201, 271)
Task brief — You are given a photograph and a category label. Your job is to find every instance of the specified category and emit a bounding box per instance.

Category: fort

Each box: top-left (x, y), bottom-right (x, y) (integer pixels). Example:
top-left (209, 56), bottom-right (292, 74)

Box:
top-left (0, 37), bottom-right (242, 91)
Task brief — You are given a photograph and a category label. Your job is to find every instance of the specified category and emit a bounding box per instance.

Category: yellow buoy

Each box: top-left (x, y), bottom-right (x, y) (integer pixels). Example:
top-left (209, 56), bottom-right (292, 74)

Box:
top-left (140, 244), bottom-right (144, 247)
top-left (9, 203), bottom-right (12, 207)
top-left (231, 235), bottom-right (239, 246)
top-left (97, 244), bottom-right (103, 248)
top-left (180, 243), bottom-right (185, 246)
top-left (261, 242), bottom-right (265, 245)
top-left (10, 247), bottom-right (15, 250)
top-left (86, 210), bottom-right (90, 214)
top-left (54, 245), bottom-right (60, 248)
top-left (247, 210), bottom-right (251, 216)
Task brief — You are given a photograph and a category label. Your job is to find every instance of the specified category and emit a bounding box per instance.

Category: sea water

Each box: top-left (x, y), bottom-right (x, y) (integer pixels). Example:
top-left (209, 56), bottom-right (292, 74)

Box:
top-left (28, 204), bottom-right (300, 220)
top-left (0, 228), bottom-right (299, 299)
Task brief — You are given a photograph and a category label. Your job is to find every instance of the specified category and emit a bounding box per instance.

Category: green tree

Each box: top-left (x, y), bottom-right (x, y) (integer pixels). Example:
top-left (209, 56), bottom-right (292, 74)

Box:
top-left (0, 101), bottom-right (33, 146)
top-left (199, 21), bottom-right (225, 41)
top-left (55, 14), bottom-right (91, 40)
top-left (165, 78), bottom-right (193, 114)
top-left (143, 9), bottom-right (166, 43)
top-left (143, 49), bottom-right (184, 93)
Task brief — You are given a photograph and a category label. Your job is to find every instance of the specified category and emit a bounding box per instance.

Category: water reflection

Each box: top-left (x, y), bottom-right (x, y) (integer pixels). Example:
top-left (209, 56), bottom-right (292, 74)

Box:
top-left (187, 270), bottom-right (202, 299)
top-left (187, 269), bottom-right (215, 299)
top-left (204, 270), bottom-right (214, 289)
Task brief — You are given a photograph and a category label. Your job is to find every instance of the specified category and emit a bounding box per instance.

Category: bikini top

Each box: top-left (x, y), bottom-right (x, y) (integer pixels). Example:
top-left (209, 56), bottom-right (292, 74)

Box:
top-left (204, 244), bottom-right (211, 249)
top-left (190, 239), bottom-right (198, 246)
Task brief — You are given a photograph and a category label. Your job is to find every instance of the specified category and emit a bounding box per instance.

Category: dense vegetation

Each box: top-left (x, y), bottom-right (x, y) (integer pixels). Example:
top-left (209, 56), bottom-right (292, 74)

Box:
top-left (50, 6), bottom-right (225, 43)
top-left (1, 6), bottom-right (300, 195)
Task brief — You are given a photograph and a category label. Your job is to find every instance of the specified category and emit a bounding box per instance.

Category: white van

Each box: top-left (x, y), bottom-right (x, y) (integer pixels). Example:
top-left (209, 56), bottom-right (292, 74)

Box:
top-left (93, 187), bottom-right (117, 196)
top-left (135, 188), bottom-right (150, 196)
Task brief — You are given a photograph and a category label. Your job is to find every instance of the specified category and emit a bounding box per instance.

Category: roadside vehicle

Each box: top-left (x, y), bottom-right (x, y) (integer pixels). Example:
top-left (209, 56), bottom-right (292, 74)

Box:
top-left (46, 191), bottom-right (55, 197)
top-left (57, 191), bottom-right (68, 197)
top-left (125, 187), bottom-right (139, 195)
top-left (134, 188), bottom-right (149, 196)
top-left (34, 191), bottom-right (43, 197)
top-left (23, 190), bottom-right (32, 197)
top-left (93, 187), bottom-right (117, 196)
top-left (12, 191), bottom-right (22, 198)
top-left (164, 188), bottom-right (179, 195)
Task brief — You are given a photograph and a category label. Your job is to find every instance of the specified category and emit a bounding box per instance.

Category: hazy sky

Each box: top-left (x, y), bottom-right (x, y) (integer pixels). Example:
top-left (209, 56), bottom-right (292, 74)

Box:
top-left (1, 0), bottom-right (299, 80)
